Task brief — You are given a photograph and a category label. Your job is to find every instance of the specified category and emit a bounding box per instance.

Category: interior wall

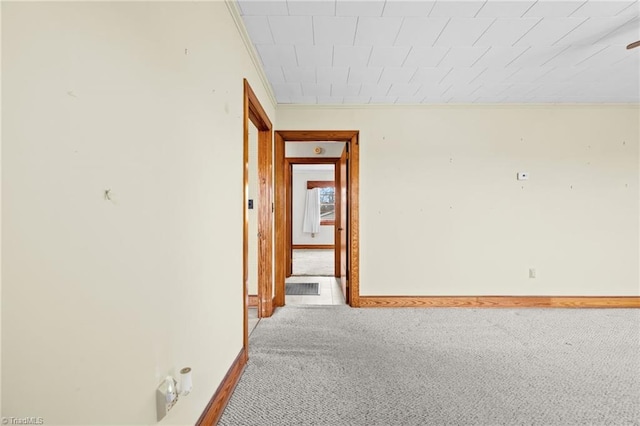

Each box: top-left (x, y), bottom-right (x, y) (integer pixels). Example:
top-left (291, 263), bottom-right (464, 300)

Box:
top-left (0, 4), bottom-right (3, 413)
top-left (278, 105), bottom-right (639, 296)
top-left (2, 2), bottom-right (275, 424)
top-left (292, 168), bottom-right (335, 246)
top-left (286, 141), bottom-right (345, 157)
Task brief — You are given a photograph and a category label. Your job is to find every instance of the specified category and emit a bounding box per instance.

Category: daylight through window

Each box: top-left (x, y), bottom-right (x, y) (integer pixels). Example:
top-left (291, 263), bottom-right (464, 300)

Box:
top-left (307, 181), bottom-right (335, 225)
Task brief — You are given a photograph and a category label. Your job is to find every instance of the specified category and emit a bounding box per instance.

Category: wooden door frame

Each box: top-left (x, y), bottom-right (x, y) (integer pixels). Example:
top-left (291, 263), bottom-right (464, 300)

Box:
top-left (275, 131), bottom-right (360, 307)
top-left (243, 80), bottom-right (273, 355)
top-left (285, 157), bottom-right (341, 279)
top-left (336, 146), bottom-right (349, 299)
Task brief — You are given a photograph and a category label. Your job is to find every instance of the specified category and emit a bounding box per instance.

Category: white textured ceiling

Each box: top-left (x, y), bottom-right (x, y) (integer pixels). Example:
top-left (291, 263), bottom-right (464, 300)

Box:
top-left (237, 0), bottom-right (640, 104)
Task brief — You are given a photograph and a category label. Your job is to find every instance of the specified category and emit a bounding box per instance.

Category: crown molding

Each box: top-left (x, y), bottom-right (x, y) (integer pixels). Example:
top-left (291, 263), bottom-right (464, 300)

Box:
top-left (225, 0), bottom-right (277, 109)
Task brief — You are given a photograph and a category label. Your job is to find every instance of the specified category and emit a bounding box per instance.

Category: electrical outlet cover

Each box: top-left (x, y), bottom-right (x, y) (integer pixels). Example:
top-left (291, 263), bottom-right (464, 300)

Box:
top-left (157, 376), bottom-right (179, 421)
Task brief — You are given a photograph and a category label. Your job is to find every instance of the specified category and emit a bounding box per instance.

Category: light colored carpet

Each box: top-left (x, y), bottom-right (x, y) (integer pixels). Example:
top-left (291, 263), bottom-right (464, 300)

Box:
top-left (292, 249), bottom-right (334, 276)
top-left (220, 306), bottom-right (640, 426)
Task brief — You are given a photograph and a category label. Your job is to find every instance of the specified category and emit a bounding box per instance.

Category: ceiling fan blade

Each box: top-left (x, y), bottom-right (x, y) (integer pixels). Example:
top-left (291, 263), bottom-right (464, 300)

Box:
top-left (627, 40), bottom-right (640, 50)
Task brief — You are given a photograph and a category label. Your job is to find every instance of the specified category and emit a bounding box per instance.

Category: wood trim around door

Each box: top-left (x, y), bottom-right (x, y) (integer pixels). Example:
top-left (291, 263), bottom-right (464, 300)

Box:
top-left (292, 244), bottom-right (335, 250)
top-left (275, 131), bottom-right (360, 307)
top-left (274, 132), bottom-right (286, 306)
top-left (243, 79), bottom-right (274, 332)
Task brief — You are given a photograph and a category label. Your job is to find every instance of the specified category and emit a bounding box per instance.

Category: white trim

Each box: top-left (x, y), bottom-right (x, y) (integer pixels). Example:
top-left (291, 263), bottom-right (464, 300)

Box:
top-left (225, 0), bottom-right (277, 109)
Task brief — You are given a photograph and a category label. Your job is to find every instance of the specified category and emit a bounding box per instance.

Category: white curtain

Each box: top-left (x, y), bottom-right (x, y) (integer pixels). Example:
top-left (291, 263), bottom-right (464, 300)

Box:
top-left (303, 188), bottom-right (321, 236)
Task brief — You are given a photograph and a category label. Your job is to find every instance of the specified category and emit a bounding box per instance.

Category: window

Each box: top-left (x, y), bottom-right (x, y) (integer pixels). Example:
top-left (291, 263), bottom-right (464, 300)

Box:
top-left (307, 181), bottom-right (335, 225)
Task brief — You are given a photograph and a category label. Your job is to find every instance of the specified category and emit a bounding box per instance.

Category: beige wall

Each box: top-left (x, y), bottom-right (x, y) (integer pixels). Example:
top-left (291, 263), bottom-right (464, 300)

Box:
top-left (278, 105), bottom-right (639, 296)
top-left (2, 2), bottom-right (274, 424)
top-left (286, 141), bottom-right (345, 157)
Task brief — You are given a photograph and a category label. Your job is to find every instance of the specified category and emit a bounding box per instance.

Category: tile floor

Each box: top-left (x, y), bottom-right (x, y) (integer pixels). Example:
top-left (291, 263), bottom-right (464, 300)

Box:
top-left (284, 275), bottom-right (346, 306)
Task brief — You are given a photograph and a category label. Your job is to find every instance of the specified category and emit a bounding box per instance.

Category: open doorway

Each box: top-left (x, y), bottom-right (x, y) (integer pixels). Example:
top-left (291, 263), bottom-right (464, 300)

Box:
top-left (247, 121), bottom-right (261, 334)
top-left (243, 80), bottom-right (273, 352)
top-left (274, 131), bottom-right (360, 308)
top-left (291, 163), bottom-right (335, 277)
top-left (287, 159), bottom-right (343, 306)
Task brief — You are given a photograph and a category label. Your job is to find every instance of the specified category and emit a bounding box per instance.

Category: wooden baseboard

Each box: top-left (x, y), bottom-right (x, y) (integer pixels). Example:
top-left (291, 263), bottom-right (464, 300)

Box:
top-left (292, 244), bottom-right (334, 250)
top-left (247, 294), bottom-right (259, 308)
top-left (358, 296), bottom-right (640, 308)
top-left (196, 348), bottom-right (247, 425)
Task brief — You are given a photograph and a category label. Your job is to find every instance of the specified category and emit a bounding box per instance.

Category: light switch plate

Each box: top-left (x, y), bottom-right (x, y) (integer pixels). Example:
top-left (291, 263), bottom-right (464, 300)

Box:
top-left (517, 172), bottom-right (529, 181)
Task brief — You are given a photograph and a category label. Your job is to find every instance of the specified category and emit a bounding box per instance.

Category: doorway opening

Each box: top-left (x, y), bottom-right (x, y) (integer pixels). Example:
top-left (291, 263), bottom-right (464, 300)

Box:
top-left (243, 80), bottom-right (273, 354)
top-left (275, 131), bottom-right (360, 308)
top-left (290, 162), bottom-right (336, 277)
top-left (291, 163), bottom-right (335, 277)
top-left (288, 159), bottom-right (342, 305)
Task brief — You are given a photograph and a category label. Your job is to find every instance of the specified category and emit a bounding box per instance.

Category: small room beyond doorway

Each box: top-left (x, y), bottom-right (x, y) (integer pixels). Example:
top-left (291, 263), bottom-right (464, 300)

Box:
top-left (292, 164), bottom-right (335, 276)
top-left (286, 155), bottom-right (345, 306)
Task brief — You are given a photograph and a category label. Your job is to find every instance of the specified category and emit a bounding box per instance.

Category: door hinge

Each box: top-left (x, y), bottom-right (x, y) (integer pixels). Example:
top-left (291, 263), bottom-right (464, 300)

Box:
top-left (272, 202), bottom-right (274, 213)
